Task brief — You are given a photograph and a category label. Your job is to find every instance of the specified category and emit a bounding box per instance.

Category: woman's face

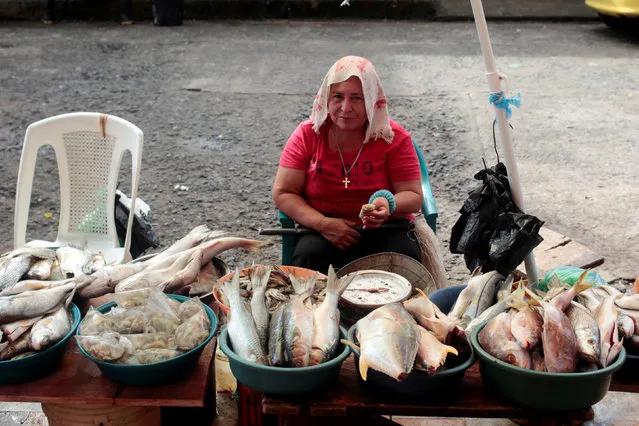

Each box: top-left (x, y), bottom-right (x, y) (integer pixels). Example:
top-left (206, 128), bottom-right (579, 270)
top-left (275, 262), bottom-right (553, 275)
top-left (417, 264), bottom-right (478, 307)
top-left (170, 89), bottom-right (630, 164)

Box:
top-left (328, 76), bottom-right (368, 132)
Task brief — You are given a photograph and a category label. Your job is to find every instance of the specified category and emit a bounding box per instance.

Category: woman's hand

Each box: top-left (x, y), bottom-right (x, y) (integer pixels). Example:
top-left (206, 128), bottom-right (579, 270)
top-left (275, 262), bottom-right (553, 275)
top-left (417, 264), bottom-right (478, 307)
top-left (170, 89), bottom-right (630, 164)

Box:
top-left (319, 218), bottom-right (360, 250)
top-left (361, 197), bottom-right (391, 230)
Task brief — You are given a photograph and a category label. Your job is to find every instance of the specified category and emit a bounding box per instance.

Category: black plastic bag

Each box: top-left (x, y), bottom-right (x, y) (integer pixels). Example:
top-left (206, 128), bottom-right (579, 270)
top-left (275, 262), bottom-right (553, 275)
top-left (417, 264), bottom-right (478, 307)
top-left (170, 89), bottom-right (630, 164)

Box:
top-left (450, 163), bottom-right (544, 275)
top-left (114, 191), bottom-right (160, 259)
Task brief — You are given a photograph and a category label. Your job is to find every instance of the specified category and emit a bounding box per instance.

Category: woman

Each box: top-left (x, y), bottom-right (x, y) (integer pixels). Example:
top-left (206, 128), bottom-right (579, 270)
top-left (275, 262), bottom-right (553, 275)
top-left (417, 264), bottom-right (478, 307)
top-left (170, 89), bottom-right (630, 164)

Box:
top-left (272, 56), bottom-right (424, 274)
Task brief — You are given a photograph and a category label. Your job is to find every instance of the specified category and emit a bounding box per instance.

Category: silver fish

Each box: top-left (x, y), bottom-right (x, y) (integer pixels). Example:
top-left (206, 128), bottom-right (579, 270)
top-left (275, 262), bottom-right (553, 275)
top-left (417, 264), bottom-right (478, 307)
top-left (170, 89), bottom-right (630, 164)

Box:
top-left (466, 284), bottom-right (524, 336)
top-left (147, 226), bottom-right (224, 265)
top-left (566, 301), bottom-right (601, 363)
top-left (0, 282), bottom-right (79, 323)
top-left (268, 305), bottom-right (288, 366)
top-left (448, 267), bottom-right (484, 320)
top-left (309, 266), bottom-right (353, 366)
top-left (29, 306), bottom-right (72, 351)
top-left (1, 247), bottom-right (56, 260)
top-left (26, 258), bottom-right (54, 280)
top-left (56, 247), bottom-right (93, 278)
top-left (0, 255), bottom-right (32, 292)
top-left (0, 331), bottom-right (31, 360)
top-left (223, 269), bottom-right (267, 364)
top-left (459, 271), bottom-right (504, 326)
top-left (0, 278), bottom-right (74, 296)
top-left (250, 266), bottom-right (271, 351)
top-left (353, 303), bottom-right (420, 381)
top-left (283, 274), bottom-right (316, 367)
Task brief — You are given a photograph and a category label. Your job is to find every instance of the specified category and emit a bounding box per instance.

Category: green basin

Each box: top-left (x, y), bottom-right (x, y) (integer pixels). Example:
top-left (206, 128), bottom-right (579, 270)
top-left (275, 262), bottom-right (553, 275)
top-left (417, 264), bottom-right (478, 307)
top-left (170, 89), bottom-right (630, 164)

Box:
top-left (469, 320), bottom-right (626, 411)
top-left (76, 294), bottom-right (217, 386)
top-left (0, 303), bottom-right (81, 384)
top-left (219, 326), bottom-right (350, 395)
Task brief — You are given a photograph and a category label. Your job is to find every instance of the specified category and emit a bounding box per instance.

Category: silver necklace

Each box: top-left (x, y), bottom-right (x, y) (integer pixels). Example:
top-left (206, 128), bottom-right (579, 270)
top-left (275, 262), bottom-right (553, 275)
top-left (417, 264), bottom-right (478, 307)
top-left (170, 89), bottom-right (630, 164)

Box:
top-left (334, 127), bottom-right (365, 189)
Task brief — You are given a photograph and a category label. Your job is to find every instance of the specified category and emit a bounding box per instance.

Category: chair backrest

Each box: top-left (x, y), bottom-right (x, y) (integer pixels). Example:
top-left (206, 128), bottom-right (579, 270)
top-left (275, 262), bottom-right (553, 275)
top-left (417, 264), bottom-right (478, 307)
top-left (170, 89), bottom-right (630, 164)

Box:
top-left (14, 112), bottom-right (143, 265)
top-left (278, 140), bottom-right (438, 265)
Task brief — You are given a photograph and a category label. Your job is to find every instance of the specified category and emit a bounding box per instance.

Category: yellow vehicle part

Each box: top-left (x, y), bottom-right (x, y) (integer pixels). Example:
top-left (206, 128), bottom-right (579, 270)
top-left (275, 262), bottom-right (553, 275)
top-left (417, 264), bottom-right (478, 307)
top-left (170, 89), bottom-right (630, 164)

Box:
top-left (586, 0), bottom-right (639, 17)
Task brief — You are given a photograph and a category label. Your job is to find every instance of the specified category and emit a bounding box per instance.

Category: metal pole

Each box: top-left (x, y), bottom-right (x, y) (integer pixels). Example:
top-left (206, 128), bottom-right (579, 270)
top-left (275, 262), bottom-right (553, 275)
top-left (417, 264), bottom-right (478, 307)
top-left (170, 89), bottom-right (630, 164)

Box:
top-left (469, 0), bottom-right (539, 284)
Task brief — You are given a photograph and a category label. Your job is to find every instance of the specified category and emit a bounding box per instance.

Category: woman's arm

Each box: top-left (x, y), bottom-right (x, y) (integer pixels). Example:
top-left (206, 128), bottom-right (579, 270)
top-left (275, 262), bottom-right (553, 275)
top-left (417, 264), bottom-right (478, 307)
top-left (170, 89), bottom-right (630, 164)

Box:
top-left (362, 179), bottom-right (423, 229)
top-left (272, 166), bottom-right (360, 249)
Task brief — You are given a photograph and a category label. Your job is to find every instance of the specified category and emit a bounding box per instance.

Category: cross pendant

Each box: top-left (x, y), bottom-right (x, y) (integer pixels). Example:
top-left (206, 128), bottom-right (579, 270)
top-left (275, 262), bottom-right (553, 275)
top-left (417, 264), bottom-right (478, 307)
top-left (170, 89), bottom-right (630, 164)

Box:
top-left (343, 177), bottom-right (351, 189)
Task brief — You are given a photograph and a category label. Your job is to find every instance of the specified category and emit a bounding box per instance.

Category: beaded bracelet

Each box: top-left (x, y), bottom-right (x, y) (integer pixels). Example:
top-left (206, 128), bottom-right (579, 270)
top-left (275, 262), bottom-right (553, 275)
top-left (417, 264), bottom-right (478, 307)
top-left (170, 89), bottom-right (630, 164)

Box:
top-left (369, 190), bottom-right (396, 215)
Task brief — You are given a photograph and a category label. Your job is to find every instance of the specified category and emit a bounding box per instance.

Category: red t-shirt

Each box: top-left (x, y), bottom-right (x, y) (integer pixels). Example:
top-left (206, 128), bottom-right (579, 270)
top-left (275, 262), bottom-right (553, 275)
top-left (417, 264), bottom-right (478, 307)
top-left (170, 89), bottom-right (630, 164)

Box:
top-left (279, 120), bottom-right (421, 223)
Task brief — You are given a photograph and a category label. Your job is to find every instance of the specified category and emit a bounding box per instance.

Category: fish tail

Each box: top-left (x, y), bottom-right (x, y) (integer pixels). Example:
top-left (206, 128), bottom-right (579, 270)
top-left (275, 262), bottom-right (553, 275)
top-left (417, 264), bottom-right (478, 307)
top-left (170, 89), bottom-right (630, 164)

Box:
top-left (222, 269), bottom-right (242, 302)
top-left (443, 344), bottom-right (458, 356)
top-left (523, 286), bottom-right (543, 306)
top-left (415, 288), bottom-right (430, 300)
top-left (574, 279), bottom-right (594, 295)
top-left (359, 356), bottom-right (370, 381)
top-left (308, 348), bottom-right (324, 366)
top-left (291, 274), bottom-right (314, 298)
top-left (245, 240), bottom-right (272, 253)
top-left (327, 265), bottom-right (354, 297)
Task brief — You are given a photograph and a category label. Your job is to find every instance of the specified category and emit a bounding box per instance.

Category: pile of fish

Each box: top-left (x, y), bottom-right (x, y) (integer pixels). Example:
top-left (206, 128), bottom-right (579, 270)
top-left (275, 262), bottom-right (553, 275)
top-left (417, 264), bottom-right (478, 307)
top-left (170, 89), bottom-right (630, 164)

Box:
top-left (76, 287), bottom-right (211, 364)
top-left (475, 270), bottom-right (636, 372)
top-left (0, 225), bottom-right (268, 300)
top-left (216, 265), bottom-right (328, 313)
top-left (0, 246), bottom-right (105, 294)
top-left (224, 265), bottom-right (351, 367)
top-left (345, 289), bottom-right (469, 381)
top-left (0, 282), bottom-right (78, 360)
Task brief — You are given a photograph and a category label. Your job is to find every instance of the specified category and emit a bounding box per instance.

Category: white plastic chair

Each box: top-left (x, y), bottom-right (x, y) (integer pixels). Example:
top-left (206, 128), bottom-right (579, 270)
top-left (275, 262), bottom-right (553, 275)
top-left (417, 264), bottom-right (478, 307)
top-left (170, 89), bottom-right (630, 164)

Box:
top-left (14, 112), bottom-right (144, 265)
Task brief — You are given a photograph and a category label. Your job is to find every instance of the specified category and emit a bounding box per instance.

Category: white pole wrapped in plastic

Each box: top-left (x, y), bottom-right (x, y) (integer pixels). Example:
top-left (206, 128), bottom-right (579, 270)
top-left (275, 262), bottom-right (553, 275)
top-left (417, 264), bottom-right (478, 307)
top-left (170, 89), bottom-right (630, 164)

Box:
top-left (468, 0), bottom-right (539, 284)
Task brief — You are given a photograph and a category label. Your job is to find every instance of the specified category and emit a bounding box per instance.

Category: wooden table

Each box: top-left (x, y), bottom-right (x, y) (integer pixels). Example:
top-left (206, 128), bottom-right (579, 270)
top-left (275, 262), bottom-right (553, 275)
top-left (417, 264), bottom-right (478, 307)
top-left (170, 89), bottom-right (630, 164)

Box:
top-left (263, 355), bottom-right (596, 426)
top-left (0, 338), bottom-right (217, 425)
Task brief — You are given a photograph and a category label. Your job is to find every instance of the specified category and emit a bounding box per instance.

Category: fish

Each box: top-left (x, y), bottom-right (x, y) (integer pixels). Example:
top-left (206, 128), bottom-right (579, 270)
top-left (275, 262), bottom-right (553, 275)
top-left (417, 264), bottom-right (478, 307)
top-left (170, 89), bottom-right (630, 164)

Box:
top-left (478, 311), bottom-right (532, 369)
top-left (448, 267), bottom-right (484, 320)
top-left (76, 262), bottom-right (147, 299)
top-left (566, 301), bottom-right (601, 363)
top-left (283, 273), bottom-right (316, 367)
top-left (115, 251), bottom-right (193, 292)
top-left (0, 282), bottom-right (79, 324)
top-left (403, 288), bottom-right (447, 320)
top-left (351, 303), bottom-right (420, 381)
top-left (147, 226), bottom-right (225, 265)
top-left (0, 255), bottom-right (32, 292)
top-left (0, 278), bottom-right (74, 296)
top-left (309, 266), bottom-right (353, 366)
top-left (459, 271), bottom-right (504, 326)
top-left (268, 305), bottom-right (288, 366)
top-left (26, 258), bottom-right (54, 280)
top-left (223, 269), bottom-right (267, 364)
top-left (530, 291), bottom-right (578, 373)
top-left (509, 291), bottom-right (543, 351)
top-left (1, 316), bottom-right (43, 342)
top-left (250, 266), bottom-right (271, 351)
top-left (49, 260), bottom-right (67, 281)
top-left (189, 260), bottom-right (222, 297)
top-left (496, 274), bottom-right (515, 302)
top-left (161, 249), bottom-right (204, 294)
top-left (415, 326), bottom-right (458, 375)
top-left (548, 270), bottom-right (593, 312)
top-left (56, 247), bottom-right (92, 278)
top-left (29, 305), bottom-right (72, 351)
top-left (615, 294), bottom-right (639, 311)
top-left (1, 247), bottom-right (56, 260)
top-left (0, 331), bottom-right (31, 360)
top-left (596, 294), bottom-right (624, 368)
top-left (466, 284), bottom-right (524, 336)
top-left (617, 313), bottom-right (635, 339)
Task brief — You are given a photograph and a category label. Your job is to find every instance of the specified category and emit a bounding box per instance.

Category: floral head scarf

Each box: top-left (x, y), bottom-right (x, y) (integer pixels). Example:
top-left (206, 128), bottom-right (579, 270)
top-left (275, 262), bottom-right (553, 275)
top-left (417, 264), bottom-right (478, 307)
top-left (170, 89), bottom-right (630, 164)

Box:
top-left (310, 56), bottom-right (394, 144)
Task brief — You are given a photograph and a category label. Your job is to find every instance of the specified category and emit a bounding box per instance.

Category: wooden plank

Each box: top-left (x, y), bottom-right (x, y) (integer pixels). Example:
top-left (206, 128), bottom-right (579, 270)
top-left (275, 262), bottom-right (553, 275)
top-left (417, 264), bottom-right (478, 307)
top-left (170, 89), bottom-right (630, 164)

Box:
top-left (0, 338), bottom-right (215, 408)
top-left (516, 227), bottom-right (604, 279)
top-left (262, 356), bottom-right (594, 421)
top-left (610, 370), bottom-right (639, 393)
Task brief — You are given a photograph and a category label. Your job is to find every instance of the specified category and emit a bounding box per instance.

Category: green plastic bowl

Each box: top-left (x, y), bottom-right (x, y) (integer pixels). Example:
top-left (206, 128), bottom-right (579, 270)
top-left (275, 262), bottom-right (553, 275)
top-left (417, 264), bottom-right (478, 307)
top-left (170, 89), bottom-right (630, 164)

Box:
top-left (76, 294), bottom-right (218, 386)
top-left (0, 303), bottom-right (81, 384)
top-left (469, 320), bottom-right (626, 411)
top-left (347, 323), bottom-right (475, 397)
top-left (219, 325), bottom-right (350, 395)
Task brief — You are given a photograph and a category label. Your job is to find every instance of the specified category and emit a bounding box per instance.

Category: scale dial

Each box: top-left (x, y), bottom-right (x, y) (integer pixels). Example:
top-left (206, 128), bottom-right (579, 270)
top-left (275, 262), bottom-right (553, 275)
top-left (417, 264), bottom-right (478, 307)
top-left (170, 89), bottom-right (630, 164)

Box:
top-left (340, 270), bottom-right (413, 309)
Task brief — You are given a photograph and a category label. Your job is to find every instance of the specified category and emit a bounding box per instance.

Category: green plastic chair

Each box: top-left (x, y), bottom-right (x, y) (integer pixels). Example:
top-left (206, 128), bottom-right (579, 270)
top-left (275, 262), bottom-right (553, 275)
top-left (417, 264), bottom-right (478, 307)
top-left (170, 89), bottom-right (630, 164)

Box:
top-left (279, 140), bottom-right (437, 266)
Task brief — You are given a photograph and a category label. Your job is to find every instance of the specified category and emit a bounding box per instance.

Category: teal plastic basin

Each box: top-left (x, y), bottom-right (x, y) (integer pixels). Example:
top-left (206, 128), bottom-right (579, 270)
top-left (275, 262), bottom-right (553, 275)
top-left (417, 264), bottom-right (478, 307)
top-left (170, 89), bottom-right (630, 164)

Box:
top-left (219, 326), bottom-right (350, 395)
top-left (346, 323), bottom-right (475, 397)
top-left (76, 294), bottom-right (218, 386)
top-left (469, 320), bottom-right (626, 411)
top-left (0, 303), bottom-right (81, 384)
